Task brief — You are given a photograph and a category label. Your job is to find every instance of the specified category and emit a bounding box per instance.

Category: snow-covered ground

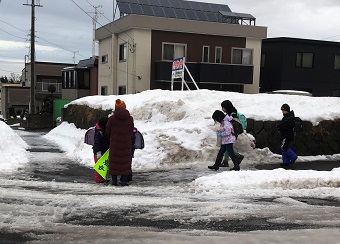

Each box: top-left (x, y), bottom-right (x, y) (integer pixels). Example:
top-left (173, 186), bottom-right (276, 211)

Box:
top-left (1, 90), bottom-right (340, 242)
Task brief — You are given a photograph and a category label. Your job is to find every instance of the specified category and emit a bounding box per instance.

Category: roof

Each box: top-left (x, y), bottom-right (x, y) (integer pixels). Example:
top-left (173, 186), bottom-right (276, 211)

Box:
top-left (116, 0), bottom-right (255, 24)
top-left (76, 57), bottom-right (98, 69)
top-left (263, 37), bottom-right (340, 46)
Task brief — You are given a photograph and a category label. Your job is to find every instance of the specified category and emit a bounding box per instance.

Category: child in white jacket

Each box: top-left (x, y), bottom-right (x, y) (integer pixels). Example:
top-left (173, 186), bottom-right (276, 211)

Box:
top-left (208, 110), bottom-right (242, 171)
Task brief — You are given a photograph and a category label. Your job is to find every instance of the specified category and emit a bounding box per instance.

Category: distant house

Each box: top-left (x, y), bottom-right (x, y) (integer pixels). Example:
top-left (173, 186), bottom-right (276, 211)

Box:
top-left (0, 83), bottom-right (29, 119)
top-left (61, 57), bottom-right (98, 100)
top-left (260, 37), bottom-right (340, 97)
top-left (22, 61), bottom-right (74, 111)
top-left (95, 0), bottom-right (267, 95)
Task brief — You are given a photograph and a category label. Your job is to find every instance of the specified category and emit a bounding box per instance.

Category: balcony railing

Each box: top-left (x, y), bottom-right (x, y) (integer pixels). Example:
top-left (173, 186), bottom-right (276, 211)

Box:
top-left (155, 61), bottom-right (253, 85)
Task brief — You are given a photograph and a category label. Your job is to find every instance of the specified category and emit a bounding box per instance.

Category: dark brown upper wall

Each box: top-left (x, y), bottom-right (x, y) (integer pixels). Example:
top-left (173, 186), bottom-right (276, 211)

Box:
top-left (151, 30), bottom-right (246, 64)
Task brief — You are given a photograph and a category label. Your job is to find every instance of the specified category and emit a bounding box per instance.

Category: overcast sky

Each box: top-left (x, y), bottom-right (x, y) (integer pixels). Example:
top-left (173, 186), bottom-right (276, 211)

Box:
top-left (1, 0), bottom-right (340, 78)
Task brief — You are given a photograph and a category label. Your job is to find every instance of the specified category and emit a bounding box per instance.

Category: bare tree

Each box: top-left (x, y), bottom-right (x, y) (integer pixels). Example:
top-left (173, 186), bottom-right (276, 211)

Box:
top-left (9, 73), bottom-right (21, 83)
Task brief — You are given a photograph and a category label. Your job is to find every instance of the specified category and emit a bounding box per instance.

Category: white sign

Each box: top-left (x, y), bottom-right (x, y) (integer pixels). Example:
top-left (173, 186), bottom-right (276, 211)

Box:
top-left (171, 57), bottom-right (185, 80)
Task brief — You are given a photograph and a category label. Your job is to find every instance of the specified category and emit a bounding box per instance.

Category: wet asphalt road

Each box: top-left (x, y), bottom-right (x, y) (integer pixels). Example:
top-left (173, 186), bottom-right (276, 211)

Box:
top-left (1, 127), bottom-right (340, 243)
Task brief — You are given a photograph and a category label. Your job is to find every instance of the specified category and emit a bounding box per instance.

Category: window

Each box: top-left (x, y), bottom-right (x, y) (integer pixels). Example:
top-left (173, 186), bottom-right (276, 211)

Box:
top-left (118, 85), bottom-right (126, 95)
top-left (215, 46), bottom-right (222, 63)
top-left (42, 79), bottom-right (61, 92)
top-left (101, 54), bottom-right (108, 63)
top-left (261, 53), bottom-right (266, 68)
top-left (101, 86), bottom-right (108, 95)
top-left (119, 43), bottom-right (127, 62)
top-left (202, 46), bottom-right (209, 63)
top-left (296, 52), bottom-right (313, 68)
top-left (334, 55), bottom-right (340, 69)
top-left (232, 48), bottom-right (253, 65)
top-left (162, 43), bottom-right (186, 60)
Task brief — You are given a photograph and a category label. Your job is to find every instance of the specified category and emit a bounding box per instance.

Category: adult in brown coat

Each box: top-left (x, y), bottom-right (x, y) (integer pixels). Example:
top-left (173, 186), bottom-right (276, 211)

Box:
top-left (106, 99), bottom-right (134, 186)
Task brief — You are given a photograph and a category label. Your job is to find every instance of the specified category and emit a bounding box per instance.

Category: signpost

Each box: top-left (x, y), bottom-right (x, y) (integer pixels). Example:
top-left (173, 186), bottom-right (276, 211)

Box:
top-left (171, 57), bottom-right (199, 91)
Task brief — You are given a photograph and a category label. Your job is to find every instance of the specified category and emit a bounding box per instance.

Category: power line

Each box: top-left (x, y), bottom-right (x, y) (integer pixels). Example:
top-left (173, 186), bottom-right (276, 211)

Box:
top-left (85, 0), bottom-right (112, 23)
top-left (0, 28), bottom-right (27, 40)
top-left (0, 18), bottom-right (88, 61)
top-left (71, 0), bottom-right (140, 78)
top-left (0, 19), bottom-right (28, 33)
top-left (70, 0), bottom-right (135, 50)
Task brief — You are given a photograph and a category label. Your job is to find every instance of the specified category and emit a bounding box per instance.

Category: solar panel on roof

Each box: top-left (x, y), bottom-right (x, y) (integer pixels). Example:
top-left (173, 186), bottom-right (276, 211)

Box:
top-left (163, 7), bottom-right (176, 18)
top-left (116, 0), bottom-right (246, 24)
top-left (189, 1), bottom-right (202, 11)
top-left (137, 0), bottom-right (148, 3)
top-left (173, 0), bottom-right (184, 8)
top-left (148, 0), bottom-right (160, 6)
top-left (126, 0), bottom-right (138, 4)
top-left (185, 9), bottom-right (198, 20)
top-left (195, 10), bottom-right (208, 21)
top-left (174, 8), bottom-right (187, 19)
top-left (159, 0), bottom-right (172, 8)
top-left (205, 12), bottom-right (218, 22)
top-left (152, 5), bottom-right (166, 17)
top-left (198, 2), bottom-right (212, 12)
top-left (180, 1), bottom-right (192, 9)
top-left (119, 2), bottom-right (132, 14)
top-left (141, 5), bottom-right (154, 16)
top-left (209, 4), bottom-right (222, 12)
top-left (130, 3), bottom-right (143, 14)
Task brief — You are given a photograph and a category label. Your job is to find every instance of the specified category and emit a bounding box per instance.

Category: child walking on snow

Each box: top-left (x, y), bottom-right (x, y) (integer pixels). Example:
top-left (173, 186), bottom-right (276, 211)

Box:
top-left (93, 117), bottom-right (110, 183)
top-left (208, 110), bottom-right (242, 171)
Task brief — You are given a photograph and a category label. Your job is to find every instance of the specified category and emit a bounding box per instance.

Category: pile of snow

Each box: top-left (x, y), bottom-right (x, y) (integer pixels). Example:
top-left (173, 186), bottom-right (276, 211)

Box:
top-left (0, 121), bottom-right (29, 171)
top-left (45, 90), bottom-right (340, 171)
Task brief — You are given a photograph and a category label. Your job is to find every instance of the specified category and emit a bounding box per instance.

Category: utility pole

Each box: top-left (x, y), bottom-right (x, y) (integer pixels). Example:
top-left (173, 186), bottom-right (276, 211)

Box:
top-left (24, 0), bottom-right (42, 114)
top-left (92, 5), bottom-right (102, 58)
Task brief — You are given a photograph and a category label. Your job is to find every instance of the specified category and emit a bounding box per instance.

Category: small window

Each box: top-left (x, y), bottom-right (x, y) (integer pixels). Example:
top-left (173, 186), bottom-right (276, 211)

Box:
top-left (202, 46), bottom-right (209, 63)
top-left (118, 85), bottom-right (126, 95)
top-left (162, 43), bottom-right (186, 60)
top-left (101, 54), bottom-right (108, 63)
top-left (296, 52), bottom-right (313, 68)
top-left (101, 86), bottom-right (108, 95)
top-left (261, 53), bottom-right (266, 68)
top-left (163, 44), bottom-right (174, 60)
top-left (334, 55), bottom-right (340, 69)
top-left (232, 48), bottom-right (253, 65)
top-left (119, 43), bottom-right (127, 62)
top-left (215, 46), bottom-right (222, 63)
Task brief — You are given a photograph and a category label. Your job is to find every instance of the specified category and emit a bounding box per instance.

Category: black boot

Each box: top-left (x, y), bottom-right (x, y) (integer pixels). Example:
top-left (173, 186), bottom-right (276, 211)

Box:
top-left (121, 175), bottom-right (128, 186)
top-left (111, 175), bottom-right (118, 186)
top-left (229, 155), bottom-right (240, 171)
top-left (208, 154), bottom-right (223, 171)
top-left (128, 171), bottom-right (133, 182)
top-left (236, 153), bottom-right (244, 165)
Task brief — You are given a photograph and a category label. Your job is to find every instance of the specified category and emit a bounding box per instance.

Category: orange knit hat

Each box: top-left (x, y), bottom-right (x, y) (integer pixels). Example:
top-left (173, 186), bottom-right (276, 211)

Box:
top-left (115, 99), bottom-right (126, 109)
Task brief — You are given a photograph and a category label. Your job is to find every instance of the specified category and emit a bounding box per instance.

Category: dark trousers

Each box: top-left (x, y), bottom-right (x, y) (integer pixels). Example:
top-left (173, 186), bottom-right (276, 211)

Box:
top-left (218, 144), bottom-right (236, 159)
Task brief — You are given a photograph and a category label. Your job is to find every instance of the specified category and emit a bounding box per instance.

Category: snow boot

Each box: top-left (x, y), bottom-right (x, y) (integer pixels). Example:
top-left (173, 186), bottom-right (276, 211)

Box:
top-left (121, 175), bottom-right (129, 186)
top-left (111, 175), bottom-right (118, 186)
top-left (208, 154), bottom-right (223, 171)
top-left (220, 160), bottom-right (229, 167)
top-left (237, 153), bottom-right (244, 165)
top-left (229, 154), bottom-right (240, 171)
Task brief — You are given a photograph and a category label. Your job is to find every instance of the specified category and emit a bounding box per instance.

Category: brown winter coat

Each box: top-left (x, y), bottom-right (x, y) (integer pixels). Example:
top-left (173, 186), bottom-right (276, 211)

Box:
top-left (106, 107), bottom-right (134, 176)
